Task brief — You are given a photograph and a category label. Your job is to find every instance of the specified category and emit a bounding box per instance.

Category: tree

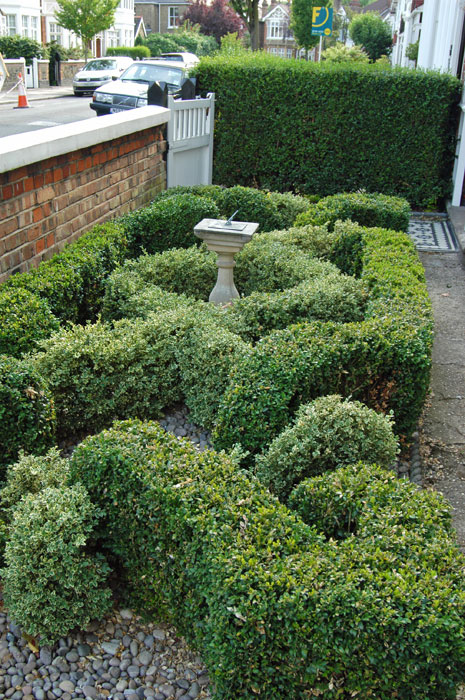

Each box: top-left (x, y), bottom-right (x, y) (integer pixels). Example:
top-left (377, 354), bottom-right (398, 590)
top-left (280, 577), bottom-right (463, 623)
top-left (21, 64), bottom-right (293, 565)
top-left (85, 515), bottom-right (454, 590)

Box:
top-left (183, 0), bottom-right (245, 44)
top-left (349, 12), bottom-right (392, 62)
top-left (54, 0), bottom-right (120, 62)
top-left (291, 0), bottom-right (331, 53)
top-left (227, 0), bottom-right (261, 50)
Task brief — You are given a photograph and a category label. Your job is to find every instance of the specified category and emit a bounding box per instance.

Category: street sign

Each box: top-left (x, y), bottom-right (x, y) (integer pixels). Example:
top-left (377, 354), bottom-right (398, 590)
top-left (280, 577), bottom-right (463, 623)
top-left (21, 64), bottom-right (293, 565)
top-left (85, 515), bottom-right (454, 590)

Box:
top-left (311, 6), bottom-right (333, 36)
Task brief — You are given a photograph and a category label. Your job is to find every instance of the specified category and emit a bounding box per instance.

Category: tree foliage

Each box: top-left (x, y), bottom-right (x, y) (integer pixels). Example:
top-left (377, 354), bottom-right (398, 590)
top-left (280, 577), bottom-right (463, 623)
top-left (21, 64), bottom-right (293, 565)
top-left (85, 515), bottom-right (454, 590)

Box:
top-left (55, 0), bottom-right (120, 61)
top-left (291, 0), bottom-right (331, 52)
top-left (0, 35), bottom-right (44, 65)
top-left (349, 12), bottom-right (392, 61)
top-left (144, 29), bottom-right (218, 57)
top-left (183, 0), bottom-right (244, 43)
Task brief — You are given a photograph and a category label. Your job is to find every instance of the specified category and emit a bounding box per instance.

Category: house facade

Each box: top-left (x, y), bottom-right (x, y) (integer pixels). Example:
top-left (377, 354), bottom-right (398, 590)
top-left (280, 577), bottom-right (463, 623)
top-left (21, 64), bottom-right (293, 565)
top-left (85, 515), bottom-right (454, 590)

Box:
top-left (261, 3), bottom-right (297, 59)
top-left (134, 0), bottom-right (189, 35)
top-left (0, 0), bottom-right (135, 55)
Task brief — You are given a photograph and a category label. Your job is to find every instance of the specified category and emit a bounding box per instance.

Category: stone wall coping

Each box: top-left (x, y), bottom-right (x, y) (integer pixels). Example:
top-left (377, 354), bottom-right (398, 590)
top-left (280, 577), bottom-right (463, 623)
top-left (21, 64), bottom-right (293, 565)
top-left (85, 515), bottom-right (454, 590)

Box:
top-left (0, 106), bottom-right (170, 175)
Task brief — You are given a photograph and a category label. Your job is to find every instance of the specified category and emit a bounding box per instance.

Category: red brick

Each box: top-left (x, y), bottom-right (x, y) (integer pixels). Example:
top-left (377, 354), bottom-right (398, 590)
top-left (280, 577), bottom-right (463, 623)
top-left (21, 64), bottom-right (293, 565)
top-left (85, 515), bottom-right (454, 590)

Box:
top-left (35, 237), bottom-right (46, 254)
top-left (46, 232), bottom-right (55, 248)
top-left (32, 206), bottom-right (44, 223)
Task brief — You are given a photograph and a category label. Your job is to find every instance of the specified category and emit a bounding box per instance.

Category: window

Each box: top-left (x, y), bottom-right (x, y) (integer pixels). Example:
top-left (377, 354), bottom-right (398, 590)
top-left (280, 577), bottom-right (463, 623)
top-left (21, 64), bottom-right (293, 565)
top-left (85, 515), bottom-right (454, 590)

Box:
top-left (287, 48), bottom-right (292, 59)
top-left (268, 19), bottom-right (283, 39)
top-left (120, 0), bottom-right (133, 8)
top-left (49, 22), bottom-right (62, 43)
top-left (168, 7), bottom-right (180, 28)
top-left (21, 15), bottom-right (38, 39)
top-left (107, 30), bottom-right (118, 47)
top-left (6, 15), bottom-right (16, 36)
top-left (267, 47), bottom-right (277, 55)
top-left (30, 16), bottom-right (38, 40)
top-left (278, 47), bottom-right (285, 57)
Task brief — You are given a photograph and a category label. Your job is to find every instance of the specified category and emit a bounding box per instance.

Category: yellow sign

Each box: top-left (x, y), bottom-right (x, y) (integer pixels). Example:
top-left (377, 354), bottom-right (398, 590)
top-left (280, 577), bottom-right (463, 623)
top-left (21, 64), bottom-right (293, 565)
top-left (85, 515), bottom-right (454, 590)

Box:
top-left (311, 7), bottom-right (333, 36)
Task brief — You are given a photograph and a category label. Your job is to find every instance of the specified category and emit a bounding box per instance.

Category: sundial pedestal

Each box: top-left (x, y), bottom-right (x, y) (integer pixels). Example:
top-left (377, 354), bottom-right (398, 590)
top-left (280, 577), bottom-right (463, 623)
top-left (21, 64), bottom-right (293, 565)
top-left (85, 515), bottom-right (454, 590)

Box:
top-left (194, 218), bottom-right (259, 305)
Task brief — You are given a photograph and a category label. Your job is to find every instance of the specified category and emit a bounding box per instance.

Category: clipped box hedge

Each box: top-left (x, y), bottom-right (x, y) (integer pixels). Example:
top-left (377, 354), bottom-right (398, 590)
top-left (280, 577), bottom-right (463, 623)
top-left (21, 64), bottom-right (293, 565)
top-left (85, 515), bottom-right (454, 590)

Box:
top-left (0, 355), bottom-right (55, 477)
top-left (69, 420), bottom-right (465, 700)
top-left (213, 220), bottom-right (433, 456)
top-left (295, 191), bottom-right (411, 232)
top-left (194, 54), bottom-right (461, 207)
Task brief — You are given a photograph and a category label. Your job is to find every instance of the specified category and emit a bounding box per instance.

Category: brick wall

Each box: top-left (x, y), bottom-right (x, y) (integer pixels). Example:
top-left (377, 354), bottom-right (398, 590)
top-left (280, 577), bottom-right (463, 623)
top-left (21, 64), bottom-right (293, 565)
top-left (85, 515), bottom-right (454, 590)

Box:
top-left (0, 115), bottom-right (167, 282)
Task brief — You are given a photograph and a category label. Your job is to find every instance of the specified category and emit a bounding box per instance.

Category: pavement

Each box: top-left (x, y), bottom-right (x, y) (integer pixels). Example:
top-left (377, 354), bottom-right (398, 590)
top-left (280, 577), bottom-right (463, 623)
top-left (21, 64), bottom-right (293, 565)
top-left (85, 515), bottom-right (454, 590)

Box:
top-left (0, 85), bottom-right (73, 106)
top-left (419, 204), bottom-right (465, 550)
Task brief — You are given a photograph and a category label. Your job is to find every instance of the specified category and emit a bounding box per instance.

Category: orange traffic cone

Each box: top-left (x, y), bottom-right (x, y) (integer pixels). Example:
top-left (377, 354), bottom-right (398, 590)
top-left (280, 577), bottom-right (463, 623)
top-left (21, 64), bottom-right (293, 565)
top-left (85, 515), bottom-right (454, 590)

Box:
top-left (14, 73), bottom-right (30, 109)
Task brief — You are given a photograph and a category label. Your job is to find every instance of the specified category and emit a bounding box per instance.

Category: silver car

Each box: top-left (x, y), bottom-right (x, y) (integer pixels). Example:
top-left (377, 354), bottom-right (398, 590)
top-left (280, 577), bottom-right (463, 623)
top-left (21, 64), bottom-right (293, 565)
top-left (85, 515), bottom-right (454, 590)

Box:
top-left (73, 57), bottom-right (134, 96)
top-left (90, 59), bottom-right (188, 116)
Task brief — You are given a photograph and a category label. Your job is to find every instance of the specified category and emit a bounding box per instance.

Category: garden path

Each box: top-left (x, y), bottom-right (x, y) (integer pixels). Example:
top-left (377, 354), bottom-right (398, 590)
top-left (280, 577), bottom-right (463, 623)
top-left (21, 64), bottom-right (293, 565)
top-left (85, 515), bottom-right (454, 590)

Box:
top-left (419, 247), bottom-right (465, 551)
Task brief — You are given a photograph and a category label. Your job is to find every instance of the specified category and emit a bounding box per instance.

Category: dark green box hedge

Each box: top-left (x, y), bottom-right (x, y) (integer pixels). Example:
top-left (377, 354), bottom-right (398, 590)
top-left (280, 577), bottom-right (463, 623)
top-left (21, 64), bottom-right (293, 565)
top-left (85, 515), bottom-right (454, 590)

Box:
top-left (69, 420), bottom-right (465, 700)
top-left (194, 54), bottom-right (461, 207)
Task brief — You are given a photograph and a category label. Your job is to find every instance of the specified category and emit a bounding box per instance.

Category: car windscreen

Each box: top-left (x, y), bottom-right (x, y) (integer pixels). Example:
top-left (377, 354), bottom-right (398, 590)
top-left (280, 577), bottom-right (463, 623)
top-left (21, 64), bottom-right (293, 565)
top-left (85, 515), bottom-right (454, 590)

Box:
top-left (121, 64), bottom-right (184, 86)
top-left (84, 60), bottom-right (117, 71)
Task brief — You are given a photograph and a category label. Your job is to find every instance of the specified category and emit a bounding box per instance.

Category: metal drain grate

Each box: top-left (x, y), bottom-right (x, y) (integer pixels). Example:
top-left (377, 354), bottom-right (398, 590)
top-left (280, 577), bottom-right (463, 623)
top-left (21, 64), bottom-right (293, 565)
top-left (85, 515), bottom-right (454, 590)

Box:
top-left (408, 218), bottom-right (458, 252)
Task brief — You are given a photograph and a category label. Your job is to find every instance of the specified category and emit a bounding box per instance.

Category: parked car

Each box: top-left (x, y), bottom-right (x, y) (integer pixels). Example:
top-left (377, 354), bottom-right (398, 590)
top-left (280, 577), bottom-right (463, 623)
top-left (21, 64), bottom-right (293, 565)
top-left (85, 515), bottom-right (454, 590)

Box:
top-left (90, 59), bottom-right (189, 116)
top-left (156, 52), bottom-right (199, 68)
top-left (73, 57), bottom-right (134, 96)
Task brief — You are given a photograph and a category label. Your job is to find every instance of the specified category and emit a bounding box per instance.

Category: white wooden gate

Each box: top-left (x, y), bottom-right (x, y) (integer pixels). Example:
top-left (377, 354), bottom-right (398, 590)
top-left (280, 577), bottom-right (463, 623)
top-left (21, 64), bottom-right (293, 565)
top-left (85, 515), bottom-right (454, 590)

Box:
top-left (166, 92), bottom-right (215, 188)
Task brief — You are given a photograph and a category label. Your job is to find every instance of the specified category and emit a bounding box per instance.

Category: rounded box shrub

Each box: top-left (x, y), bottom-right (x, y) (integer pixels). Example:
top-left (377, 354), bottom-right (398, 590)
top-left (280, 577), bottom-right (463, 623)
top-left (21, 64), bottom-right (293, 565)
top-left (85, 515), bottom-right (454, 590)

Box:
top-left (215, 185), bottom-right (283, 231)
top-left (121, 193), bottom-right (220, 256)
top-left (175, 318), bottom-right (249, 429)
top-left (2, 484), bottom-right (112, 644)
top-left (0, 355), bottom-right (55, 478)
top-left (0, 448), bottom-right (70, 566)
top-left (0, 287), bottom-right (59, 358)
top-left (255, 395), bottom-right (398, 501)
top-left (295, 191), bottom-right (411, 232)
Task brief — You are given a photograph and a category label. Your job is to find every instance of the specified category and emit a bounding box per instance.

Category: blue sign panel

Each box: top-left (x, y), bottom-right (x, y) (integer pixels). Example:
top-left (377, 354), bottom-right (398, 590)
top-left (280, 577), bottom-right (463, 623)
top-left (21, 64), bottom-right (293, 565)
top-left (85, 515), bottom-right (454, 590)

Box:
top-left (311, 6), bottom-right (334, 36)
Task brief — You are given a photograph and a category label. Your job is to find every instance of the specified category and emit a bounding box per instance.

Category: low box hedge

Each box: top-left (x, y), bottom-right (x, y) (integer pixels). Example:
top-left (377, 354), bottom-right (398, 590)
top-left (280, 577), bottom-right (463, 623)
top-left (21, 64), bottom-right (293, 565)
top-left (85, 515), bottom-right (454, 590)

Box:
top-left (213, 221), bottom-right (433, 456)
top-left (33, 314), bottom-right (185, 439)
top-left (294, 191), bottom-right (411, 232)
top-left (0, 287), bottom-right (59, 359)
top-left (3, 222), bottom-right (128, 324)
top-left (0, 355), bottom-right (55, 478)
top-left (69, 420), bottom-right (465, 700)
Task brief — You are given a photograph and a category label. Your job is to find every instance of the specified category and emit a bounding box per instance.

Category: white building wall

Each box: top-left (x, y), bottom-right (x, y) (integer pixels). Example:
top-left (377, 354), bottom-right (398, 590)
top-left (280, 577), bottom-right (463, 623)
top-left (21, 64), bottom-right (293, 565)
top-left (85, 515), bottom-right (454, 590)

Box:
top-left (1, 0), bottom-right (40, 40)
top-left (417, 0), bottom-right (465, 73)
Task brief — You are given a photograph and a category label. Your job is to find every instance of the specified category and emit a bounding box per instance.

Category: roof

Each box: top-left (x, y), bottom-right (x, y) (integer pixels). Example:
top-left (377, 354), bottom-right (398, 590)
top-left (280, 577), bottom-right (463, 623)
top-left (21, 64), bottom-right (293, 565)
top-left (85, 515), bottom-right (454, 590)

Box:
top-left (361, 0), bottom-right (391, 19)
top-left (261, 3), bottom-right (291, 21)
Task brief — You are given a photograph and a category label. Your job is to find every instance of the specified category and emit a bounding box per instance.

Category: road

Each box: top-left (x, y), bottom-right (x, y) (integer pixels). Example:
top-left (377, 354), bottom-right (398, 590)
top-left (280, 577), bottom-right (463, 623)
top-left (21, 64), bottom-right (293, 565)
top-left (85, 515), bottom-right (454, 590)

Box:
top-left (0, 95), bottom-right (95, 137)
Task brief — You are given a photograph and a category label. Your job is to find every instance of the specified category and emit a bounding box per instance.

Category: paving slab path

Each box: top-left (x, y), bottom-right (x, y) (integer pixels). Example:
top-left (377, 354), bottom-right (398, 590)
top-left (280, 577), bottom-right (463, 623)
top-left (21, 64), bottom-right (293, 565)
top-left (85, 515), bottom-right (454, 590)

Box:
top-left (419, 249), bottom-right (465, 550)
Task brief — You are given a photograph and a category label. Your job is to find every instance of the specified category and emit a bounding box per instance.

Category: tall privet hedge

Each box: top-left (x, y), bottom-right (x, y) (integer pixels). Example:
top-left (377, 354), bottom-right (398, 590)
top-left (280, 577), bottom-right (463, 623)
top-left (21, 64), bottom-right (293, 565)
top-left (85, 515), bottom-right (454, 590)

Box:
top-left (194, 54), bottom-right (461, 207)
